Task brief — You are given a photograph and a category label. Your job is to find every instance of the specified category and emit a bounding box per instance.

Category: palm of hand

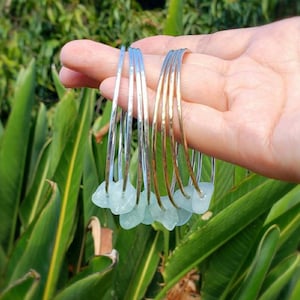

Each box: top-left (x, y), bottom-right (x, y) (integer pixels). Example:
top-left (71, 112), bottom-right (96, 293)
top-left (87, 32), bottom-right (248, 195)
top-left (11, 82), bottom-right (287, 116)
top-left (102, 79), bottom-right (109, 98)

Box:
top-left (215, 20), bottom-right (300, 181)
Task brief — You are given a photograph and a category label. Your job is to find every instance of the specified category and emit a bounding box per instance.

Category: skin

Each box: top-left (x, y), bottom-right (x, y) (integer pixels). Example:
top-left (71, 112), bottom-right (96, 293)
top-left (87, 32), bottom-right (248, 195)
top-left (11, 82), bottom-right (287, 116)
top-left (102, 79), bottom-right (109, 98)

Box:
top-left (59, 17), bottom-right (300, 182)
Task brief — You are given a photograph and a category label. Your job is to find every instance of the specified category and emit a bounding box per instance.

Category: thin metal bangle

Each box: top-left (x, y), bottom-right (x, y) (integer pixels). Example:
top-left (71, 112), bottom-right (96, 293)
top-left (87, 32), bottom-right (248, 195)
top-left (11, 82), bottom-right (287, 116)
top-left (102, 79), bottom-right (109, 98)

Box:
top-left (151, 50), bottom-right (174, 207)
top-left (122, 47), bottom-right (134, 192)
top-left (104, 45), bottom-right (215, 209)
top-left (132, 47), bottom-right (151, 203)
top-left (167, 50), bottom-right (188, 198)
top-left (161, 51), bottom-right (178, 207)
top-left (105, 45), bottom-right (126, 192)
top-left (174, 49), bottom-right (203, 196)
top-left (132, 47), bottom-right (144, 204)
top-left (137, 48), bottom-right (151, 203)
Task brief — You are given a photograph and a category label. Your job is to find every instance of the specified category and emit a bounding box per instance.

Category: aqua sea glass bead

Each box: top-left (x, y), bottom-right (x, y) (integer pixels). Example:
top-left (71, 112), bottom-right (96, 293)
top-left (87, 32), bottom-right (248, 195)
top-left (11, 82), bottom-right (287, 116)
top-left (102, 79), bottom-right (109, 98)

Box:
top-left (150, 195), bottom-right (179, 230)
top-left (91, 181), bottom-right (110, 208)
top-left (173, 185), bottom-right (194, 212)
top-left (176, 208), bottom-right (193, 226)
top-left (109, 179), bottom-right (137, 215)
top-left (119, 191), bottom-right (148, 229)
top-left (141, 191), bottom-right (156, 225)
top-left (191, 182), bottom-right (214, 214)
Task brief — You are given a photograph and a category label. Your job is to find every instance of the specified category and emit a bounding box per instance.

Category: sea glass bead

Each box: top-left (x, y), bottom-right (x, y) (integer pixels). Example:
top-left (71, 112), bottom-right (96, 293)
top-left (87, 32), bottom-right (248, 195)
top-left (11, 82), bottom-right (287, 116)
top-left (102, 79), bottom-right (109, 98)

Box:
top-left (92, 180), bottom-right (137, 215)
top-left (173, 185), bottom-right (194, 212)
top-left (91, 181), bottom-right (110, 208)
top-left (109, 180), bottom-right (137, 215)
top-left (191, 182), bottom-right (214, 214)
top-left (149, 196), bottom-right (179, 231)
top-left (141, 191), bottom-right (156, 225)
top-left (176, 208), bottom-right (193, 226)
top-left (119, 191), bottom-right (148, 229)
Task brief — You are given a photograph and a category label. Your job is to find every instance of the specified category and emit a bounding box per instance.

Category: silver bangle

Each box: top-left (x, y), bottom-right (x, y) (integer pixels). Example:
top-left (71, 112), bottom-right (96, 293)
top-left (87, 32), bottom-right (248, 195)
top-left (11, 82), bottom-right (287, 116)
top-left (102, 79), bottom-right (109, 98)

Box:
top-left (92, 46), bottom-right (215, 230)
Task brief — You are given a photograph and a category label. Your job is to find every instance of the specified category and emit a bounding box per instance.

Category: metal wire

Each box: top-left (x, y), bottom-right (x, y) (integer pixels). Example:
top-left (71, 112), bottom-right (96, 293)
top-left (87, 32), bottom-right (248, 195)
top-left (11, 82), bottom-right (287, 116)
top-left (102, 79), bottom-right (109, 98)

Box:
top-left (105, 45), bottom-right (126, 192)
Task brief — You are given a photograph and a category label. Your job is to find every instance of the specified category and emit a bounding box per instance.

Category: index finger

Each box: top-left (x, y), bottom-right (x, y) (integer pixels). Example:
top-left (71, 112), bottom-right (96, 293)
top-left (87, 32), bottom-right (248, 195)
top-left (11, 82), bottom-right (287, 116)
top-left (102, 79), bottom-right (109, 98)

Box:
top-left (131, 27), bottom-right (256, 59)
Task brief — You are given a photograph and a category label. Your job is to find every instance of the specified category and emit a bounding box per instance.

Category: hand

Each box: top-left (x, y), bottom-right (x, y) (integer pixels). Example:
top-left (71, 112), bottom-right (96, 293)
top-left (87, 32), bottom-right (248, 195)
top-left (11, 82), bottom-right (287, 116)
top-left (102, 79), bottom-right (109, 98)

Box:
top-left (59, 17), bottom-right (300, 182)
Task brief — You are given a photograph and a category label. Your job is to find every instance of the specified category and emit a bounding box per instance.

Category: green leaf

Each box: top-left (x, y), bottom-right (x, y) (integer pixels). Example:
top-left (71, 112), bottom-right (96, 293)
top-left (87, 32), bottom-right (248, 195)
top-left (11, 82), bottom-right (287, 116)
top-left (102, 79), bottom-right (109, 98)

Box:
top-left (164, 0), bottom-right (184, 35)
top-left (122, 231), bottom-right (163, 300)
top-left (53, 256), bottom-right (115, 300)
top-left (7, 181), bottom-right (60, 300)
top-left (0, 121), bottom-right (3, 139)
top-left (266, 185), bottom-right (300, 223)
top-left (0, 246), bottom-right (7, 279)
top-left (25, 102), bottom-right (48, 192)
top-left (232, 225), bottom-right (280, 300)
top-left (19, 141), bottom-right (51, 228)
top-left (42, 88), bottom-right (95, 300)
top-left (201, 215), bottom-right (267, 300)
top-left (234, 166), bottom-right (249, 186)
top-left (83, 135), bottom-right (101, 225)
top-left (258, 253), bottom-right (300, 300)
top-left (289, 266), bottom-right (300, 300)
top-left (47, 90), bottom-right (78, 177)
top-left (211, 160), bottom-right (235, 203)
top-left (0, 59), bottom-right (35, 254)
top-left (0, 270), bottom-right (40, 300)
top-left (113, 226), bottom-right (162, 300)
top-left (264, 185), bottom-right (300, 262)
top-left (92, 100), bottom-right (112, 183)
top-left (51, 64), bottom-right (67, 100)
top-left (155, 177), bottom-right (294, 299)
top-left (20, 102), bottom-right (50, 228)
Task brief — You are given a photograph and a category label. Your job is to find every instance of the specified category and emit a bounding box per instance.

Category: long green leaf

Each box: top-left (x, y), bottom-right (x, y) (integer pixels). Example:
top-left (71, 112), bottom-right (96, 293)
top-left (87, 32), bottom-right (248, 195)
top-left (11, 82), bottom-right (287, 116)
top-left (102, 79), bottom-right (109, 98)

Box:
top-left (92, 100), bottom-right (112, 183)
top-left (0, 246), bottom-right (6, 280)
top-left (0, 270), bottom-right (40, 300)
top-left (232, 225), bottom-right (280, 300)
top-left (0, 121), bottom-right (4, 140)
top-left (53, 256), bottom-right (115, 300)
top-left (7, 181), bottom-right (60, 300)
top-left (123, 231), bottom-right (163, 300)
top-left (234, 166), bottom-right (249, 186)
top-left (25, 102), bottom-right (48, 193)
top-left (113, 226), bottom-right (160, 299)
top-left (289, 267), bottom-right (300, 300)
top-left (51, 64), bottom-right (67, 100)
top-left (201, 215), bottom-right (266, 300)
top-left (19, 141), bottom-right (51, 228)
top-left (42, 88), bottom-right (95, 300)
top-left (211, 160), bottom-right (235, 204)
top-left (259, 253), bottom-right (300, 300)
top-left (164, 0), bottom-right (184, 35)
top-left (47, 90), bottom-right (78, 178)
top-left (155, 177), bottom-right (294, 299)
top-left (264, 185), bottom-right (300, 263)
top-left (20, 91), bottom-right (79, 229)
top-left (266, 185), bottom-right (300, 223)
top-left (0, 60), bottom-right (35, 254)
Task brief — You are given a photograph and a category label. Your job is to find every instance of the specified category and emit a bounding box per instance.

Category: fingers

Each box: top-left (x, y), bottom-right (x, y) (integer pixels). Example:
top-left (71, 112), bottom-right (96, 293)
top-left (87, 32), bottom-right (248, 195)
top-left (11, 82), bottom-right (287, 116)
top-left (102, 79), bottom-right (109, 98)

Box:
top-left (59, 67), bottom-right (100, 88)
top-left (131, 27), bottom-right (255, 59)
top-left (60, 40), bottom-right (229, 110)
top-left (94, 75), bottom-right (290, 180)
top-left (60, 40), bottom-right (120, 86)
top-left (100, 76), bottom-right (241, 170)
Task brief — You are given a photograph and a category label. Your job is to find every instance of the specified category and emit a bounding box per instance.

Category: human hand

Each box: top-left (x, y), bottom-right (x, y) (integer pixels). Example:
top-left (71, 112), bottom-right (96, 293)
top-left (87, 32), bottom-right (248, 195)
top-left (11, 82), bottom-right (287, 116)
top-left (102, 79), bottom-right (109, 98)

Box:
top-left (59, 17), bottom-right (300, 182)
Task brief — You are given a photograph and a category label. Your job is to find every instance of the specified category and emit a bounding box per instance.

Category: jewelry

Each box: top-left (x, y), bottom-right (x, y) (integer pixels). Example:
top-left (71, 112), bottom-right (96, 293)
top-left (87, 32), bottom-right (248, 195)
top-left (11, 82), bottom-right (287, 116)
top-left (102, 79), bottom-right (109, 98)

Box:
top-left (92, 46), bottom-right (215, 230)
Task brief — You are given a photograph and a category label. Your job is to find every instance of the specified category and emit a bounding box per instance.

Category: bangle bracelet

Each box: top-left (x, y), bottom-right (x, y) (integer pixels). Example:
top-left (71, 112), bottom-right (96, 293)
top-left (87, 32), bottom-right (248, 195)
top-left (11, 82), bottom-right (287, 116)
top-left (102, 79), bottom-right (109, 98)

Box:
top-left (92, 46), bottom-right (215, 230)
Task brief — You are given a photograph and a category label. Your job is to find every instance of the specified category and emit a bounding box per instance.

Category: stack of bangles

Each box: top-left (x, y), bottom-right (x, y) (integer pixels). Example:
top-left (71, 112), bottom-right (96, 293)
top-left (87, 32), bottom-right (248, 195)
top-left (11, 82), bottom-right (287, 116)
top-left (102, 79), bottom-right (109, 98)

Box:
top-left (92, 46), bottom-right (215, 230)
